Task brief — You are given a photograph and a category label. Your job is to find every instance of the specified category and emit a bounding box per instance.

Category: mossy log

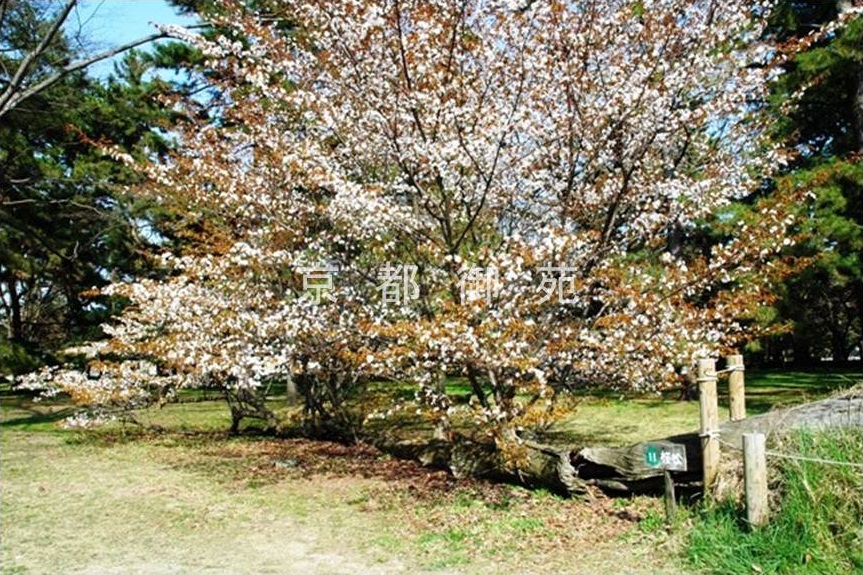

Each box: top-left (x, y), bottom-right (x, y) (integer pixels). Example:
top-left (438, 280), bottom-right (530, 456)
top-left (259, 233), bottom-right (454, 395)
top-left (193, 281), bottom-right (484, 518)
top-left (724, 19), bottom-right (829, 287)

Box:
top-left (373, 390), bottom-right (863, 497)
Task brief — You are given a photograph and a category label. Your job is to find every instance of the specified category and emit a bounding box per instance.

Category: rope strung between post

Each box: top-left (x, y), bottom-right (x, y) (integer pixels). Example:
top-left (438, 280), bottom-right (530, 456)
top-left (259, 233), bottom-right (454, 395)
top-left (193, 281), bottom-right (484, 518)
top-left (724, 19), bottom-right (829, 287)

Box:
top-left (717, 437), bottom-right (739, 450)
top-left (764, 449), bottom-right (863, 469)
top-left (717, 437), bottom-right (738, 450)
top-left (715, 365), bottom-right (745, 375)
top-left (717, 437), bottom-right (863, 469)
top-left (699, 430), bottom-right (721, 439)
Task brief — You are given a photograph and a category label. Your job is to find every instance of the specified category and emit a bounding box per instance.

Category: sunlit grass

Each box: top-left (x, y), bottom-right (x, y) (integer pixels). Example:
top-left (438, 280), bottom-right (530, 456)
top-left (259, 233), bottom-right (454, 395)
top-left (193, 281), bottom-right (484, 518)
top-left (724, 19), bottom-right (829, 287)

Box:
top-left (4, 365), bottom-right (857, 444)
top-left (742, 367), bottom-right (862, 413)
top-left (0, 424), bottom-right (674, 575)
top-left (686, 428), bottom-right (863, 575)
top-left (544, 365), bottom-right (862, 446)
top-left (1, 365), bottom-right (858, 574)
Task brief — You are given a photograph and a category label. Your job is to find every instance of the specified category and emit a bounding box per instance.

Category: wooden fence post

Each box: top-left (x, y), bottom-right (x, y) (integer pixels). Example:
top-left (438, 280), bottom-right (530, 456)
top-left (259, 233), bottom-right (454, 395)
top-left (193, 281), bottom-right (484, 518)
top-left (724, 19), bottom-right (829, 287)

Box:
top-left (698, 358), bottom-right (720, 491)
top-left (743, 432), bottom-right (769, 527)
top-left (663, 469), bottom-right (677, 524)
top-left (728, 354), bottom-right (746, 421)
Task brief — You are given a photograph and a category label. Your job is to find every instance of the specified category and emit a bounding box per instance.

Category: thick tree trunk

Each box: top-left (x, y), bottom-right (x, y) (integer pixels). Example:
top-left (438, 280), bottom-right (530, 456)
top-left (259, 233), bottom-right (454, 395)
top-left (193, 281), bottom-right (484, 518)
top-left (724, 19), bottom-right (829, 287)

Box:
top-left (466, 364), bottom-right (489, 409)
top-left (285, 373), bottom-right (298, 405)
top-left (376, 435), bottom-right (589, 496)
top-left (372, 390), bottom-right (863, 497)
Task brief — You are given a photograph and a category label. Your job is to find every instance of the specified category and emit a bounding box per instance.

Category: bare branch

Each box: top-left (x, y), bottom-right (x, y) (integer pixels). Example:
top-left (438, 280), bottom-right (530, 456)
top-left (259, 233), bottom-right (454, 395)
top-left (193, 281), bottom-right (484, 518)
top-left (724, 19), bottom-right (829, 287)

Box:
top-left (0, 30), bottom-right (169, 120)
top-left (0, 12), bottom-right (209, 121)
top-left (0, 0), bottom-right (77, 114)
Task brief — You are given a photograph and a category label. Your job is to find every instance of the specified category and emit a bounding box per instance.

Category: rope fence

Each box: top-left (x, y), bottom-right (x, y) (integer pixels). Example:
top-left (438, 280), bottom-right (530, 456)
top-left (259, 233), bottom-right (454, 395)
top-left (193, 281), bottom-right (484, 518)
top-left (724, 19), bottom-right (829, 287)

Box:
top-left (717, 437), bottom-right (863, 470)
top-left (693, 354), bottom-right (862, 526)
top-left (714, 365), bottom-right (745, 375)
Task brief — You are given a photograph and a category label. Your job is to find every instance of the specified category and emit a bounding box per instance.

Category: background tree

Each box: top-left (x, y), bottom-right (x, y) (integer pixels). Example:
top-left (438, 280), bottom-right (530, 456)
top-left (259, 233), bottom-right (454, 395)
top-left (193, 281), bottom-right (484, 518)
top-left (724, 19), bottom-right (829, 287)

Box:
top-left (0, 0), bottom-right (180, 120)
top-left (0, 1), bottom-right (187, 376)
top-left (755, 1), bottom-right (862, 365)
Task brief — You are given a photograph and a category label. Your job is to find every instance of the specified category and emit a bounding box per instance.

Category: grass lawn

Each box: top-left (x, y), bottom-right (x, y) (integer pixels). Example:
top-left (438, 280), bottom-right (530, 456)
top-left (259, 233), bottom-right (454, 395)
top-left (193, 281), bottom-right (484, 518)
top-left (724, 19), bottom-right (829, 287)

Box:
top-left (741, 366), bottom-right (862, 413)
top-left (1, 365), bottom-right (859, 574)
top-left (0, 389), bottom-right (677, 575)
top-left (544, 365), bottom-right (862, 446)
top-left (686, 428), bottom-right (863, 575)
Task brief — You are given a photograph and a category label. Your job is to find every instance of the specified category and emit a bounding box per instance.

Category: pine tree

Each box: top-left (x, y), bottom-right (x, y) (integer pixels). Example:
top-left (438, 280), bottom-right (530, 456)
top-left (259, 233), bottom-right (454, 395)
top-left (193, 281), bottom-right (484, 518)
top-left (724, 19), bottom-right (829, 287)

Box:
top-left (0, 1), bottom-right (182, 375)
top-left (761, 1), bottom-right (862, 364)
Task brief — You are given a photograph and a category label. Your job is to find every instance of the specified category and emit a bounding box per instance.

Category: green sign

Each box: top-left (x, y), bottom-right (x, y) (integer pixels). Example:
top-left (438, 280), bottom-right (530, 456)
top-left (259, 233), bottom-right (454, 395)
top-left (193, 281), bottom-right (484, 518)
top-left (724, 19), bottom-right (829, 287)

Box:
top-left (643, 443), bottom-right (687, 471)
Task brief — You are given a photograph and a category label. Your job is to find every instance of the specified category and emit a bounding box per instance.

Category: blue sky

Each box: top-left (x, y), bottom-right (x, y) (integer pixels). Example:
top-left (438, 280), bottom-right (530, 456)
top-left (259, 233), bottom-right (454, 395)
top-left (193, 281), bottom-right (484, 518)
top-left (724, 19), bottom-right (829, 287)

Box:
top-left (71, 1), bottom-right (199, 78)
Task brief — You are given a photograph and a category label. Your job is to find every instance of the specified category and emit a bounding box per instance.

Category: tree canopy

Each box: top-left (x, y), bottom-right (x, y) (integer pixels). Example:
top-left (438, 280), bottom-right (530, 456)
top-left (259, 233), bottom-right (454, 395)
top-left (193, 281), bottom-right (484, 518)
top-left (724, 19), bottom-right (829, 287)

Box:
top-left (18, 0), bottom-right (807, 438)
top-left (11, 0), bottom-right (862, 451)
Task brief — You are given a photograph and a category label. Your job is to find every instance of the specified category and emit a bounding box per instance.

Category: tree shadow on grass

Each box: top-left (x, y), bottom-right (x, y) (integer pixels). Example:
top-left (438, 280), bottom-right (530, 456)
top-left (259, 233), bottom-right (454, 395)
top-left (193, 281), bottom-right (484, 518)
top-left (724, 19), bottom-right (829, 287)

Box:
top-left (0, 407), bottom-right (77, 429)
top-left (0, 387), bottom-right (76, 431)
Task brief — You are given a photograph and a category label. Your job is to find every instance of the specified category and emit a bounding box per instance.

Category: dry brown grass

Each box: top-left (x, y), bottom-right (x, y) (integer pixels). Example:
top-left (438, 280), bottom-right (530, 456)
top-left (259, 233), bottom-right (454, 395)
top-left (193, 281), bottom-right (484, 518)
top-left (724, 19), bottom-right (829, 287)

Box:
top-left (1, 422), bottom-right (686, 575)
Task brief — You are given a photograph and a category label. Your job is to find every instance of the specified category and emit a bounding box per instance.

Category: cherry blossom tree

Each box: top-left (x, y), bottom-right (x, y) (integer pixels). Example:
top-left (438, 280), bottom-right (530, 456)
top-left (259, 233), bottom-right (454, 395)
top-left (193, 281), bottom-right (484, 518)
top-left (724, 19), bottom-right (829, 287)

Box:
top-left (23, 0), bottom-right (809, 447)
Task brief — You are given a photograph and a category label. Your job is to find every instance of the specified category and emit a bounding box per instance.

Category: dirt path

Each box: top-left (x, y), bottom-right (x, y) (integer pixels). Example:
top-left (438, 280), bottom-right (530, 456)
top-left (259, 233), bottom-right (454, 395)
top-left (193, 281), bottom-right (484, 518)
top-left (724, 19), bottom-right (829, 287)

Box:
top-left (1, 430), bottom-right (684, 575)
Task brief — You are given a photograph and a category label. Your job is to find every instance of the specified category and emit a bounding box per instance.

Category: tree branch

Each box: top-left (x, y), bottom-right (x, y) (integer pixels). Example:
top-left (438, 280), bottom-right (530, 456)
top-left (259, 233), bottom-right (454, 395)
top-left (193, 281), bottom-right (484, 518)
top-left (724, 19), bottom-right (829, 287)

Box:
top-left (0, 11), bottom-right (209, 121)
top-left (0, 0), bottom-right (77, 114)
top-left (0, 30), bottom-right (172, 120)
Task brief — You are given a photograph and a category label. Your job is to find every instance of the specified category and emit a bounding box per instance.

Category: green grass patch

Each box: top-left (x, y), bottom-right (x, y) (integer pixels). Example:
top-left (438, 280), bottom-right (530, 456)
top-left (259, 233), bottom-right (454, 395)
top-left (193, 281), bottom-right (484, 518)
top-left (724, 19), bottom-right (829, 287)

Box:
top-left (686, 428), bottom-right (863, 575)
top-left (544, 366), bottom-right (861, 446)
top-left (0, 384), bottom-right (76, 433)
top-left (0, 383), bottom-right (282, 435)
top-left (542, 396), bottom-right (700, 445)
top-left (741, 367), bottom-right (862, 413)
top-left (3, 367), bottom-right (859, 574)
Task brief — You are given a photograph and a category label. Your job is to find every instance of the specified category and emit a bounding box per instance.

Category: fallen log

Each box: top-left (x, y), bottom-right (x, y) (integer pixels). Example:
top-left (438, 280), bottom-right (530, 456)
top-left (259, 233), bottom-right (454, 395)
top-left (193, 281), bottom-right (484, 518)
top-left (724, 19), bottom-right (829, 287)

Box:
top-left (372, 388), bottom-right (863, 497)
top-left (375, 434), bottom-right (589, 496)
top-left (573, 390), bottom-right (863, 495)
top-left (573, 434), bottom-right (702, 494)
